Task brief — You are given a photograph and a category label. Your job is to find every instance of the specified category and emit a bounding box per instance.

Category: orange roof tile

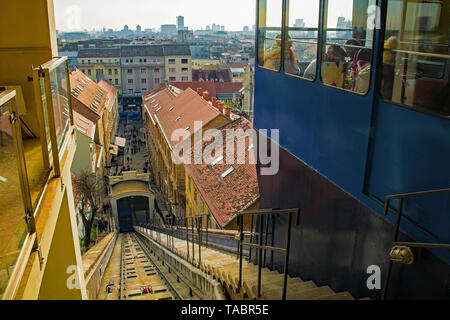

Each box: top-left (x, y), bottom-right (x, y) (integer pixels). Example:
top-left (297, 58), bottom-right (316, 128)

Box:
top-left (142, 85), bottom-right (226, 148)
top-left (229, 62), bottom-right (249, 69)
top-left (170, 81), bottom-right (217, 98)
top-left (98, 80), bottom-right (117, 112)
top-left (70, 69), bottom-right (107, 116)
top-left (185, 117), bottom-right (259, 228)
top-left (73, 110), bottom-right (95, 138)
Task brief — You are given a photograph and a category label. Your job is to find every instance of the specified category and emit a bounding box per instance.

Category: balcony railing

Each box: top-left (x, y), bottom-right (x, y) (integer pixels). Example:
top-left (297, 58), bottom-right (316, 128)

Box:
top-left (0, 56), bottom-right (74, 299)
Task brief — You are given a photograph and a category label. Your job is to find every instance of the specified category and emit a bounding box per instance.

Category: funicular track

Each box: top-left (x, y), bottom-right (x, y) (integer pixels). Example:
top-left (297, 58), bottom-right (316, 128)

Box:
top-left (118, 232), bottom-right (181, 300)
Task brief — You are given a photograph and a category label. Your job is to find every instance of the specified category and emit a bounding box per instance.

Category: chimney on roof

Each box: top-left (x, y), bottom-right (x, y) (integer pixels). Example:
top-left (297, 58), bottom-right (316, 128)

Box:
top-left (224, 106), bottom-right (231, 118)
top-left (197, 88), bottom-right (203, 96)
top-left (211, 97), bottom-right (218, 107)
top-left (217, 103), bottom-right (224, 113)
top-left (203, 91), bottom-right (210, 101)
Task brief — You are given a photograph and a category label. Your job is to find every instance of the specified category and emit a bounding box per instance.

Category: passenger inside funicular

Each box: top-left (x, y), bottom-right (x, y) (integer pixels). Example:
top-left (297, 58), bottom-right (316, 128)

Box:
top-left (320, 45), bottom-right (347, 88)
top-left (264, 34), bottom-right (299, 74)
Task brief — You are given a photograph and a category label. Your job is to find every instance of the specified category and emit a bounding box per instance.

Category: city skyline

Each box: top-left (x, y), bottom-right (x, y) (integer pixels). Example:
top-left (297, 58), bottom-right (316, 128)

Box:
top-left (54, 0), bottom-right (256, 32)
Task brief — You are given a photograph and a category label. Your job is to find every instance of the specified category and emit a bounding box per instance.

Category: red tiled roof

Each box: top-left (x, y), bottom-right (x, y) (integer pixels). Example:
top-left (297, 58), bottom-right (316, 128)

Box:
top-left (215, 82), bottom-right (243, 94)
top-left (98, 79), bottom-right (117, 112)
top-left (185, 117), bottom-right (259, 228)
top-left (229, 62), bottom-right (249, 69)
top-left (170, 81), bottom-right (217, 98)
top-left (170, 81), bottom-right (243, 96)
top-left (142, 85), bottom-right (226, 148)
top-left (70, 69), bottom-right (107, 115)
top-left (73, 111), bottom-right (95, 138)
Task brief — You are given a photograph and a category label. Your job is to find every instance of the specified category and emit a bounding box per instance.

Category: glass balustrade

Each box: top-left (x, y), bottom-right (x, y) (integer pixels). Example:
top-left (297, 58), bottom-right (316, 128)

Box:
top-left (0, 90), bottom-right (30, 299)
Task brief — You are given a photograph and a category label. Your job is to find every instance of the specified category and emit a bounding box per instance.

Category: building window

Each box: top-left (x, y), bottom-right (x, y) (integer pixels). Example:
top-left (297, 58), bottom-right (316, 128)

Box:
top-left (144, 59), bottom-right (147, 62)
top-left (109, 78), bottom-right (112, 82)
top-left (126, 59), bottom-right (129, 63)
top-left (115, 69), bottom-right (118, 75)
top-left (141, 78), bottom-right (147, 84)
top-left (115, 79), bottom-right (119, 85)
top-left (139, 59), bottom-right (143, 63)
top-left (127, 69), bottom-right (133, 74)
top-left (182, 76), bottom-right (189, 82)
top-left (155, 78), bottom-right (160, 84)
top-left (181, 58), bottom-right (188, 64)
top-left (108, 69), bottom-right (112, 75)
top-left (320, 0), bottom-right (374, 94)
top-left (130, 59), bottom-right (134, 63)
top-left (169, 68), bottom-right (176, 73)
top-left (128, 89), bottom-right (133, 94)
top-left (257, 0), bottom-right (282, 71)
top-left (128, 79), bottom-right (133, 84)
top-left (284, 0), bottom-right (320, 80)
top-left (81, 69), bottom-right (85, 74)
top-left (154, 68), bottom-right (160, 73)
top-left (169, 77), bottom-right (176, 82)
top-left (169, 58), bottom-right (176, 64)
top-left (142, 88), bottom-right (147, 93)
top-left (141, 68), bottom-right (146, 73)
top-left (82, 60), bottom-right (85, 64)
top-left (380, 0), bottom-right (450, 117)
top-left (88, 69), bottom-right (91, 75)
top-left (181, 68), bottom-right (188, 73)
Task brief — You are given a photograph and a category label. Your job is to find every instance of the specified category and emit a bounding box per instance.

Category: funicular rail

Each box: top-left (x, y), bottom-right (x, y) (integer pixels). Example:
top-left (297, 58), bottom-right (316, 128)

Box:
top-left (118, 233), bottom-right (176, 300)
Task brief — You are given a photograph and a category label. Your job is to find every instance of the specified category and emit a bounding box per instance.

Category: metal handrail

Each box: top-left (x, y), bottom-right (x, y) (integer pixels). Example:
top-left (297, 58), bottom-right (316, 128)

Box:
top-left (381, 188), bottom-right (450, 300)
top-left (236, 208), bottom-right (300, 300)
top-left (119, 235), bottom-right (124, 300)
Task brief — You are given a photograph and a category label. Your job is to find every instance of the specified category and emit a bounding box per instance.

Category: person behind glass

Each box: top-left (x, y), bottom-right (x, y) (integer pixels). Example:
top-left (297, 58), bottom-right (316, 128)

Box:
top-left (264, 34), bottom-right (298, 73)
top-left (321, 45), bottom-right (347, 88)
top-left (380, 36), bottom-right (399, 99)
top-left (343, 38), bottom-right (362, 90)
top-left (353, 49), bottom-right (372, 94)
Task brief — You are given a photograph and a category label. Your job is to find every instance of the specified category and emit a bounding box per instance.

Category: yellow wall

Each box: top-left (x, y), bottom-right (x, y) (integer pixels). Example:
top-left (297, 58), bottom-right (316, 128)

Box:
top-left (165, 56), bottom-right (192, 82)
top-left (0, 0), bottom-right (87, 300)
top-left (0, 0), bottom-right (57, 136)
top-left (78, 59), bottom-right (122, 95)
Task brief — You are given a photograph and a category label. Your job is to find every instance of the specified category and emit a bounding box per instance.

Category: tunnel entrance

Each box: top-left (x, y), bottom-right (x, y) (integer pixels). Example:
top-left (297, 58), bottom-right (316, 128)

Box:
top-left (117, 196), bottom-right (150, 232)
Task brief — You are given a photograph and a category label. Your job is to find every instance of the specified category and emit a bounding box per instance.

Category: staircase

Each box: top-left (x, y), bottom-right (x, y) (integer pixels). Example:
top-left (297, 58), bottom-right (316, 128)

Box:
top-left (196, 251), bottom-right (359, 300)
top-left (137, 226), bottom-right (369, 300)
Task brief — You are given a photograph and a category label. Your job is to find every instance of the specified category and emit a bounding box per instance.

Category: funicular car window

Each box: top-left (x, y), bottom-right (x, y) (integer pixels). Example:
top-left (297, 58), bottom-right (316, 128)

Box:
top-left (320, 0), bottom-right (376, 95)
top-left (380, 0), bottom-right (450, 118)
top-left (284, 0), bottom-right (321, 80)
top-left (257, 0), bottom-right (283, 71)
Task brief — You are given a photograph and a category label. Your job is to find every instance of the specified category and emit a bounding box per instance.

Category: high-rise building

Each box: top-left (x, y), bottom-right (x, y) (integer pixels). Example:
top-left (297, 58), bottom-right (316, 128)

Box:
top-left (177, 16), bottom-right (184, 31)
top-left (161, 24), bottom-right (177, 36)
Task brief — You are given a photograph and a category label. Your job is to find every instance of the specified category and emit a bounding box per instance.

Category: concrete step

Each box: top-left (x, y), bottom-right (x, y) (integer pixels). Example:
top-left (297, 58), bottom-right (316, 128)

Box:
top-left (317, 291), bottom-right (355, 300)
top-left (295, 286), bottom-right (335, 300)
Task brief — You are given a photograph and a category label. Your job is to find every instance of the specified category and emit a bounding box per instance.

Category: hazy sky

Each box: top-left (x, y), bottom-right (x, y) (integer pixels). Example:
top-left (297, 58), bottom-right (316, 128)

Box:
top-left (54, 0), bottom-right (257, 32)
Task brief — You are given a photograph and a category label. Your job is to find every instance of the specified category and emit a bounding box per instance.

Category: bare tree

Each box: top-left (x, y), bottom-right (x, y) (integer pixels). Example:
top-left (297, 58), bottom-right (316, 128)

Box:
top-left (72, 171), bottom-right (104, 250)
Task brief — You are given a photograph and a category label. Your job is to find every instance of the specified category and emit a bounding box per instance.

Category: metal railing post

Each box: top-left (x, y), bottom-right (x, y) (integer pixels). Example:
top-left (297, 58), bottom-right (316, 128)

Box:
top-left (238, 215), bottom-right (244, 292)
top-left (249, 215), bottom-right (254, 262)
top-left (282, 211), bottom-right (293, 300)
top-left (257, 214), bottom-right (263, 298)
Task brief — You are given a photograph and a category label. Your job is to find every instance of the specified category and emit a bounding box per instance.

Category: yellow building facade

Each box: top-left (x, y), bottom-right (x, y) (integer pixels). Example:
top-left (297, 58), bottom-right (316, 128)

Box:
top-left (164, 45), bottom-right (192, 83)
top-left (77, 48), bottom-right (122, 95)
